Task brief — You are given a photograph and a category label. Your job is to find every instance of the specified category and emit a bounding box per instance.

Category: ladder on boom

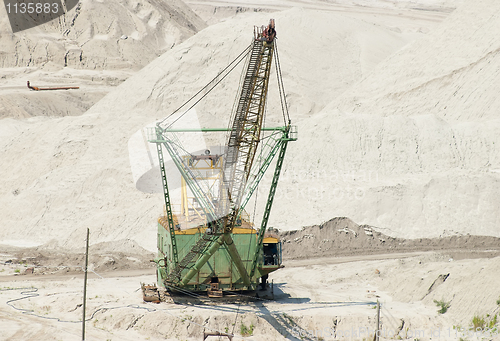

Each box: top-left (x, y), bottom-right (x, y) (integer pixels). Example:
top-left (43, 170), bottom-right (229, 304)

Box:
top-left (221, 36), bottom-right (274, 232)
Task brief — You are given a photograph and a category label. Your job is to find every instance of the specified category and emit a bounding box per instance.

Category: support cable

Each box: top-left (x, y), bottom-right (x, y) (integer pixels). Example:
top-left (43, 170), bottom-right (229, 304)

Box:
top-left (159, 44), bottom-right (252, 129)
top-left (273, 41), bottom-right (291, 125)
top-left (226, 38), bottom-right (254, 145)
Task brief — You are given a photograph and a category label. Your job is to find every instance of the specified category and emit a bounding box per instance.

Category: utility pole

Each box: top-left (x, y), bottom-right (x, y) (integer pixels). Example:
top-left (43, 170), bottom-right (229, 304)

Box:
top-left (374, 300), bottom-right (380, 341)
top-left (82, 228), bottom-right (89, 341)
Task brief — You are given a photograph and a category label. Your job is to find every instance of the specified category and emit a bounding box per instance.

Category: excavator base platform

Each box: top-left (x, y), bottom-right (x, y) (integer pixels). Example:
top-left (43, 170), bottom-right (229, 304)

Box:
top-left (141, 283), bottom-right (273, 304)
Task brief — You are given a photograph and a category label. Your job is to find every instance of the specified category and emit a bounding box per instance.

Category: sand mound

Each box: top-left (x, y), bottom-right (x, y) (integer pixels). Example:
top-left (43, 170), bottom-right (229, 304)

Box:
top-left (280, 217), bottom-right (500, 260)
top-left (0, 239), bottom-right (155, 275)
top-left (334, 0), bottom-right (500, 122)
top-left (0, 0), bottom-right (206, 119)
top-left (273, 0), bottom-right (500, 238)
top-left (0, 0), bottom-right (206, 70)
top-left (84, 8), bottom-right (414, 123)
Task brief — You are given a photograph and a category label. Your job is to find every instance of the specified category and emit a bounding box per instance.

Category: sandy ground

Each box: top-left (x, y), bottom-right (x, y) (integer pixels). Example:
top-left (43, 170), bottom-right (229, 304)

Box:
top-left (1, 244), bottom-right (499, 341)
top-left (0, 67), bottom-right (133, 118)
top-left (1, 223), bottom-right (499, 340)
top-left (186, 0), bottom-right (456, 28)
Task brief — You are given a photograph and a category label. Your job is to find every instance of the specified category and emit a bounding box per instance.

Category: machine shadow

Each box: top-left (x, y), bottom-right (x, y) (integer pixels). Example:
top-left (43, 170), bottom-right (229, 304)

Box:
top-left (254, 282), bottom-right (377, 340)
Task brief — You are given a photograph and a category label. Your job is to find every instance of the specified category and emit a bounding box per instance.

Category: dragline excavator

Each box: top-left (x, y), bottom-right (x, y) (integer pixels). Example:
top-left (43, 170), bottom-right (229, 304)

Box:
top-left (145, 19), bottom-right (297, 299)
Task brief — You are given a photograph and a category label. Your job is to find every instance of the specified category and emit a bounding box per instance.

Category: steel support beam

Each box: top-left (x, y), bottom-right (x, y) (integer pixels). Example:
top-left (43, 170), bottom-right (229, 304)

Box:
top-left (250, 132), bottom-right (290, 279)
top-left (156, 139), bottom-right (179, 265)
top-left (179, 234), bottom-right (226, 286)
top-left (223, 234), bottom-right (251, 287)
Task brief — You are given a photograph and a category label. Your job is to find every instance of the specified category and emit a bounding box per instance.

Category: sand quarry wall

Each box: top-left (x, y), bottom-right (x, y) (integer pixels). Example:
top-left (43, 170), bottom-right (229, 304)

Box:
top-left (0, 0), bottom-right (207, 120)
top-left (0, 0), bottom-right (206, 70)
top-left (274, 0), bottom-right (500, 238)
top-left (1, 1), bottom-right (499, 250)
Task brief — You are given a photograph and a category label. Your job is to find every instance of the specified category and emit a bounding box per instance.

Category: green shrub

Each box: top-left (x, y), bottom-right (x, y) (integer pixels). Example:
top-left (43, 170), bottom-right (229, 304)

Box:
top-left (240, 323), bottom-right (254, 336)
top-left (472, 315), bottom-right (485, 330)
top-left (471, 314), bottom-right (498, 333)
top-left (489, 314), bottom-right (498, 329)
top-left (434, 299), bottom-right (450, 314)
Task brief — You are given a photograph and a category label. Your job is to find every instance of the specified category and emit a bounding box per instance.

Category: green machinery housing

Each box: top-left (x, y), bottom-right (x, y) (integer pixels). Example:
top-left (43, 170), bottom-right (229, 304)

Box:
top-left (147, 20), bottom-right (297, 295)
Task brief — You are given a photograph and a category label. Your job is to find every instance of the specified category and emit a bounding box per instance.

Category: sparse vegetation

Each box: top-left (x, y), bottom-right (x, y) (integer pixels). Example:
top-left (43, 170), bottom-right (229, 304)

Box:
top-left (181, 315), bottom-right (192, 322)
top-left (496, 297), bottom-right (500, 306)
top-left (472, 315), bottom-right (485, 329)
top-left (240, 322), bottom-right (254, 337)
top-left (471, 314), bottom-right (498, 331)
top-left (433, 299), bottom-right (450, 314)
top-left (489, 314), bottom-right (498, 329)
top-left (14, 269), bottom-right (20, 273)
top-left (283, 313), bottom-right (295, 325)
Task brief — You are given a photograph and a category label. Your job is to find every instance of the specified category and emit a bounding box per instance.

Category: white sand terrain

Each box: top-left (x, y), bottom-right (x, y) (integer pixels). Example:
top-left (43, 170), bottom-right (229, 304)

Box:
top-left (272, 0), bottom-right (500, 238)
top-left (1, 0), bottom-right (500, 340)
top-left (0, 0), bottom-right (206, 69)
top-left (0, 0), bottom-right (206, 118)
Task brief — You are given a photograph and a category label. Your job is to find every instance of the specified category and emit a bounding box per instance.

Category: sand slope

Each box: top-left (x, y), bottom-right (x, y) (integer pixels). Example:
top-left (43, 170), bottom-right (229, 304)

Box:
top-left (275, 0), bottom-right (500, 237)
top-left (0, 0), bottom-right (206, 70)
top-left (0, 0), bottom-right (207, 120)
top-left (334, 0), bottom-right (500, 122)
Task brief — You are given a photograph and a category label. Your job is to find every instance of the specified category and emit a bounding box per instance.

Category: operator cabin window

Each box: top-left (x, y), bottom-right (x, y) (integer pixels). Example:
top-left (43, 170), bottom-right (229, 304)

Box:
top-left (263, 243), bottom-right (278, 265)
